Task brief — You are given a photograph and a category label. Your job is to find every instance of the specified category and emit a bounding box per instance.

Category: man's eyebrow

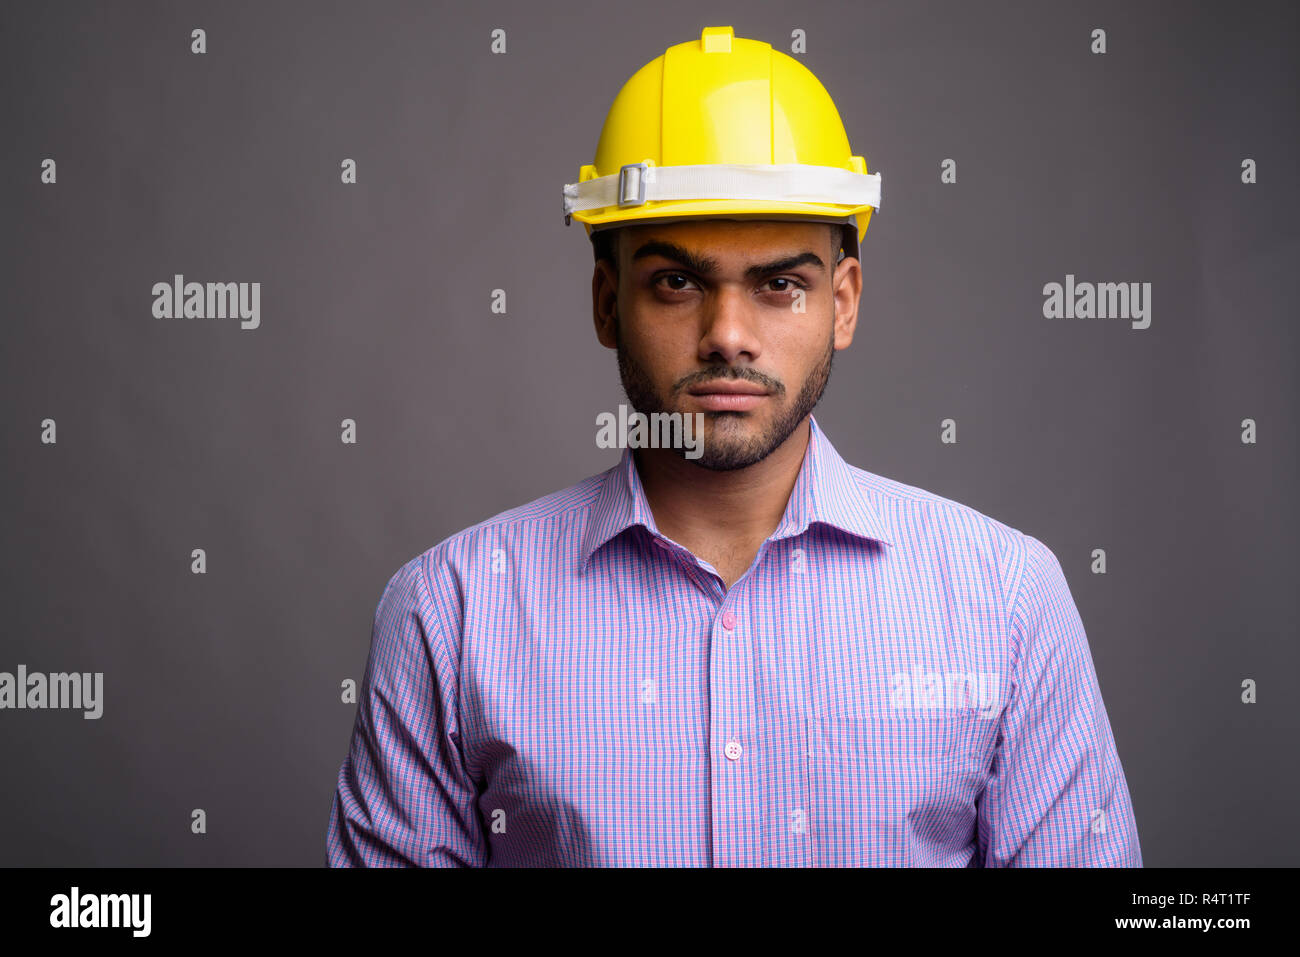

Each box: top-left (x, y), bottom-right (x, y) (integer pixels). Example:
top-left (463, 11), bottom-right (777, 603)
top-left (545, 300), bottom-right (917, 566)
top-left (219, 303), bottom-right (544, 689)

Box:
top-left (742, 252), bottom-right (825, 279)
top-left (629, 240), bottom-right (824, 279)
top-left (630, 240), bottom-right (719, 276)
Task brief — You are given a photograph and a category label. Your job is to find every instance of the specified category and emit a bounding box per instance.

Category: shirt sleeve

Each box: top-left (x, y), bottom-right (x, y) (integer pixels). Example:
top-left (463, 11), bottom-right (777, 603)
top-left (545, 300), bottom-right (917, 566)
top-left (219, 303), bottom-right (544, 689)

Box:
top-left (325, 553), bottom-right (488, 867)
top-left (976, 534), bottom-right (1142, 866)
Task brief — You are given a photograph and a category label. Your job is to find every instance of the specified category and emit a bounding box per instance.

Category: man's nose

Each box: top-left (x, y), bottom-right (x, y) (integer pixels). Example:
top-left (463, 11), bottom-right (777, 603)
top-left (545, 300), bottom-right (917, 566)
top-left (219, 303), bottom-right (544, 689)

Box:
top-left (698, 285), bottom-right (761, 364)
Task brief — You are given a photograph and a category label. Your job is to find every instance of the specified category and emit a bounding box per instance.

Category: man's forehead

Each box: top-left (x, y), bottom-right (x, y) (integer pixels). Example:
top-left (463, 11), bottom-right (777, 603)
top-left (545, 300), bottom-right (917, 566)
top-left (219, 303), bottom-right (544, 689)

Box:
top-left (617, 220), bottom-right (838, 266)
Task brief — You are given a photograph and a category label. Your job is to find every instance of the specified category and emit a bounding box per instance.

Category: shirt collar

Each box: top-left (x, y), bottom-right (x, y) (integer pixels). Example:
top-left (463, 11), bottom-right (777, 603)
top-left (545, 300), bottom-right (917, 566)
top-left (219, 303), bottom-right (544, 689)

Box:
top-left (579, 413), bottom-right (895, 569)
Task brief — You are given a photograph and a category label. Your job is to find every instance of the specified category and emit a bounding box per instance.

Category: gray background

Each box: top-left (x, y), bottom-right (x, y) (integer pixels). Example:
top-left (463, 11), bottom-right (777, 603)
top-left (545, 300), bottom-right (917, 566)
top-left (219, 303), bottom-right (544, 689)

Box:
top-left (1, 0), bottom-right (1295, 867)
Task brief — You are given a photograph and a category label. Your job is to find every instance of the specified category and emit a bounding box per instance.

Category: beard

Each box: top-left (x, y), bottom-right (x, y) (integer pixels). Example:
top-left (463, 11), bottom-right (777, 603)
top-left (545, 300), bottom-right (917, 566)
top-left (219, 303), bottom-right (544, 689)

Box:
top-left (614, 313), bottom-right (835, 471)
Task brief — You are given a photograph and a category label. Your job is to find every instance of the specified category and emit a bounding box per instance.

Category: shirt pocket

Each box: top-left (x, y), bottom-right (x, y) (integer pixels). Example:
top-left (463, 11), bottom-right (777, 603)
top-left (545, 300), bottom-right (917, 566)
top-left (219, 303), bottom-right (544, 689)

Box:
top-left (804, 709), bottom-right (992, 867)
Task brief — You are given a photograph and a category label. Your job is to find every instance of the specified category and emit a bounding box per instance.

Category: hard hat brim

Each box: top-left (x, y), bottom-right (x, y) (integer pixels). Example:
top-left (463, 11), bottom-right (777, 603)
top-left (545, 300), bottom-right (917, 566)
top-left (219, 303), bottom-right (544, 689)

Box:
top-left (579, 204), bottom-right (870, 257)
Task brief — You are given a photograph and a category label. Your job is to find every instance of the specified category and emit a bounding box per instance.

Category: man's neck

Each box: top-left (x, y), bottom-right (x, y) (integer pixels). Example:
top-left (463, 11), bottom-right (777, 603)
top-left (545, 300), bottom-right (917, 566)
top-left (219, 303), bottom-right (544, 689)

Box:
top-left (633, 417), bottom-right (811, 550)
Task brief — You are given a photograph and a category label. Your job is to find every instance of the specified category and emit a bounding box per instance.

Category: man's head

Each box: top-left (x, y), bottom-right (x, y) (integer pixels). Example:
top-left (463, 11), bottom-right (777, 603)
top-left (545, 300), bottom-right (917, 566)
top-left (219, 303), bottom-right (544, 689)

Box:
top-left (591, 218), bottom-right (862, 471)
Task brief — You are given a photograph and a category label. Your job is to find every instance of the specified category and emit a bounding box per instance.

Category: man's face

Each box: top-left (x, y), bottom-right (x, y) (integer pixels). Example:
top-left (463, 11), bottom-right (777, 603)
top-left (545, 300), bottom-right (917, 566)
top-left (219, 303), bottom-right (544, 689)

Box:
top-left (592, 219), bottom-right (862, 470)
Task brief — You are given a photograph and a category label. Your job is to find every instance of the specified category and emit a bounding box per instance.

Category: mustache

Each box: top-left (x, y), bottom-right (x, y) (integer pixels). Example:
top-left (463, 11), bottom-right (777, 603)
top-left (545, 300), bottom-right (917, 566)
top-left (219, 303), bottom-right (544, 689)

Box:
top-left (675, 366), bottom-right (785, 396)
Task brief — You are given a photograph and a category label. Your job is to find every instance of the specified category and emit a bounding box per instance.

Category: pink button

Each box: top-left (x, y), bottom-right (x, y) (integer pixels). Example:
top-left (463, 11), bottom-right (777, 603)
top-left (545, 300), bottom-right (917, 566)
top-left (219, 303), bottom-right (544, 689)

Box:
top-left (724, 740), bottom-right (743, 761)
top-left (721, 612), bottom-right (736, 631)
top-left (653, 539), bottom-right (670, 549)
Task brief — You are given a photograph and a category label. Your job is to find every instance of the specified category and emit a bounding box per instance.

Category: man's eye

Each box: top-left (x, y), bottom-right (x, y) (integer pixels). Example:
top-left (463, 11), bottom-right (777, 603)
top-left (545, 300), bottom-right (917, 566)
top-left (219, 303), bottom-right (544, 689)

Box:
top-left (765, 277), bottom-right (807, 293)
top-left (656, 273), bottom-right (697, 292)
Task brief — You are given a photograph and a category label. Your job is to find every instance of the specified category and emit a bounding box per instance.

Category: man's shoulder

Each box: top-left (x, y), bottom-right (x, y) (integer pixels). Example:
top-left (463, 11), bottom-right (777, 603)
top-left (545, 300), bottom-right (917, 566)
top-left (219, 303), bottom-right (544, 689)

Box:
top-left (385, 466), bottom-right (611, 587)
top-left (845, 462), bottom-right (1024, 541)
top-left (842, 462), bottom-right (1055, 598)
top-left (446, 469), bottom-right (607, 542)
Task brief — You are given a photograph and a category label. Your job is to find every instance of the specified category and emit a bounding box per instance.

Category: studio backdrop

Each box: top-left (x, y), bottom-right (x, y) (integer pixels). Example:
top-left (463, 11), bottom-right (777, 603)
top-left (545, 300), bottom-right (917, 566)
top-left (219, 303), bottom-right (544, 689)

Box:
top-left (0, 0), bottom-right (1296, 866)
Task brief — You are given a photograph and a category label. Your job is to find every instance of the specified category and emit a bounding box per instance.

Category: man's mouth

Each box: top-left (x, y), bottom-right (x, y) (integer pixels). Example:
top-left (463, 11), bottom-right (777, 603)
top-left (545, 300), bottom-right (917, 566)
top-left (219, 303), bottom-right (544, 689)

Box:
top-left (686, 381), bottom-right (770, 411)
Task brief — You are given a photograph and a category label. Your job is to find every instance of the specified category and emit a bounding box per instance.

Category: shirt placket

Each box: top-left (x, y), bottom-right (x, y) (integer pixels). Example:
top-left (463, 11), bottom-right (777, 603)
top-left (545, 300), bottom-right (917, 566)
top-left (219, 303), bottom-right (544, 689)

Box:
top-left (705, 548), bottom-right (764, 867)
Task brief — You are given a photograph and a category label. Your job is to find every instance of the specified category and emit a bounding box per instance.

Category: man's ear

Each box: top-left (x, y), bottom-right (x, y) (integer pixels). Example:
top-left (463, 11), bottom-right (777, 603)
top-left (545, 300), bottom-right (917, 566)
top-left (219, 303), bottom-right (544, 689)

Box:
top-left (592, 260), bottom-right (619, 350)
top-left (831, 252), bottom-right (862, 351)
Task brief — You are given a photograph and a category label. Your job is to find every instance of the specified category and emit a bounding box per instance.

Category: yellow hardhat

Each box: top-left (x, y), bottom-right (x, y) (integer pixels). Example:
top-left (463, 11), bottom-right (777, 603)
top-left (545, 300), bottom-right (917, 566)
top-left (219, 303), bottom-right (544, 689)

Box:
top-left (562, 25), bottom-right (880, 261)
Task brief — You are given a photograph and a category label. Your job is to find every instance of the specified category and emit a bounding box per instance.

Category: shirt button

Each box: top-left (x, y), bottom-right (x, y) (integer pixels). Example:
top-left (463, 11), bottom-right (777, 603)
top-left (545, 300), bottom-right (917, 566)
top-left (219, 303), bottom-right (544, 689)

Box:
top-left (724, 740), bottom-right (743, 761)
top-left (653, 539), bottom-right (670, 550)
top-left (721, 611), bottom-right (736, 631)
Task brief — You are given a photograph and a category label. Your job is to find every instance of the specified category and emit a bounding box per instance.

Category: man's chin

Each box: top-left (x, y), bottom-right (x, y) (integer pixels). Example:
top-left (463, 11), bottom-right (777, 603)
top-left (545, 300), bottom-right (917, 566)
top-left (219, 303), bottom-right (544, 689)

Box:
top-left (684, 444), bottom-right (770, 471)
top-left (680, 415), bottom-right (781, 470)
top-left (693, 407), bottom-right (767, 440)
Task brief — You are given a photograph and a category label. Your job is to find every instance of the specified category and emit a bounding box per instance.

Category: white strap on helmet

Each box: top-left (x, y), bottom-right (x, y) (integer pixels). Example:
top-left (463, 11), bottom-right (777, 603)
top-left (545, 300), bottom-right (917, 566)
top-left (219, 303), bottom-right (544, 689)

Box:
top-left (563, 162), bottom-right (881, 218)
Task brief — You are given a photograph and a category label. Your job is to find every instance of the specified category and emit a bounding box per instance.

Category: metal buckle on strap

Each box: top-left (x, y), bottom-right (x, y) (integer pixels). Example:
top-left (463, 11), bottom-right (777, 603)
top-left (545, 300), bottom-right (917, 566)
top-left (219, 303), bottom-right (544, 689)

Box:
top-left (617, 162), bottom-right (649, 207)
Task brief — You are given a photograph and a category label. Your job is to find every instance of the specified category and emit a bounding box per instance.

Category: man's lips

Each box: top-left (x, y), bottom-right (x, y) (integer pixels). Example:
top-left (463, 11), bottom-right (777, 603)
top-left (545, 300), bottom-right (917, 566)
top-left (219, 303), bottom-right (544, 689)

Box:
top-left (686, 382), bottom-right (769, 396)
top-left (686, 381), bottom-right (771, 411)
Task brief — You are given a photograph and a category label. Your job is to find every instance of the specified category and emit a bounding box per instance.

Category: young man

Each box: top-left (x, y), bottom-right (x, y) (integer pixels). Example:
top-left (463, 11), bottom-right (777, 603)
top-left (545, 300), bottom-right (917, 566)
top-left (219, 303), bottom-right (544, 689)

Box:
top-left (326, 26), bottom-right (1141, 867)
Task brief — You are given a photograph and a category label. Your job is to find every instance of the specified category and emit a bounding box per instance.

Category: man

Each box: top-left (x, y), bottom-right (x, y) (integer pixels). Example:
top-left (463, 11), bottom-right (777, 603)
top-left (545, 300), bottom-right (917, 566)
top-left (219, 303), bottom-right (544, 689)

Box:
top-left (326, 25), bottom-right (1141, 867)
